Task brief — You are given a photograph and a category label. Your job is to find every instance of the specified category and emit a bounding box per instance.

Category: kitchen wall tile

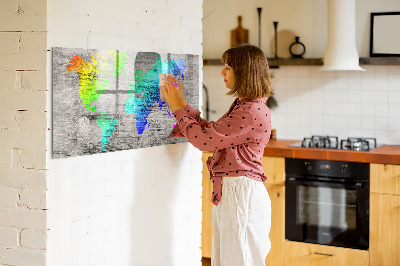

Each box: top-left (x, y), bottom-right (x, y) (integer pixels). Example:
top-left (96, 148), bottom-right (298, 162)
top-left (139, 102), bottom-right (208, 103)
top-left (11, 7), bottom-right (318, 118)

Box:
top-left (388, 75), bottom-right (400, 91)
top-left (348, 103), bottom-right (362, 116)
top-left (362, 128), bottom-right (375, 138)
top-left (387, 131), bottom-right (400, 144)
top-left (311, 114), bottom-right (324, 128)
top-left (311, 86), bottom-right (323, 101)
top-left (388, 104), bottom-right (400, 117)
top-left (388, 131), bottom-right (400, 143)
top-left (310, 77), bottom-right (324, 90)
top-left (296, 127), bottom-right (312, 138)
top-left (387, 65), bottom-right (400, 76)
top-left (273, 76), bottom-right (286, 90)
top-left (286, 77), bottom-right (299, 89)
top-left (374, 117), bottom-right (389, 131)
top-left (388, 117), bottom-right (400, 131)
top-left (298, 102), bottom-right (312, 115)
top-left (298, 67), bottom-right (311, 78)
top-left (273, 67), bottom-right (286, 78)
top-left (374, 65), bottom-right (388, 77)
top-left (336, 90), bottom-right (349, 103)
top-left (310, 66), bottom-right (323, 77)
top-left (348, 90), bottom-right (362, 103)
top-left (323, 86), bottom-right (336, 103)
top-left (311, 102), bottom-right (324, 113)
top-left (298, 77), bottom-right (311, 89)
top-left (348, 71), bottom-right (362, 90)
top-left (299, 89), bottom-right (314, 104)
top-left (285, 66), bottom-right (298, 77)
top-left (349, 116), bottom-right (362, 129)
top-left (322, 70), bottom-right (335, 78)
top-left (375, 104), bottom-right (389, 117)
top-left (361, 90), bottom-right (375, 103)
top-left (203, 65), bottom-right (400, 144)
top-left (335, 72), bottom-right (349, 90)
top-left (374, 77), bottom-right (388, 91)
top-left (287, 113), bottom-right (300, 127)
top-left (374, 130), bottom-right (389, 144)
top-left (336, 103), bottom-right (349, 116)
top-left (349, 128), bottom-right (362, 137)
top-left (388, 91), bottom-right (400, 104)
top-left (362, 65), bottom-right (375, 74)
top-left (336, 128), bottom-right (349, 140)
top-left (361, 75), bottom-right (374, 91)
top-left (336, 115), bottom-right (348, 129)
top-left (323, 115), bottom-right (336, 129)
top-left (323, 103), bottom-right (336, 115)
top-left (362, 116), bottom-right (375, 130)
top-left (374, 90), bottom-right (388, 104)
top-left (311, 127), bottom-right (325, 136)
top-left (361, 104), bottom-right (375, 117)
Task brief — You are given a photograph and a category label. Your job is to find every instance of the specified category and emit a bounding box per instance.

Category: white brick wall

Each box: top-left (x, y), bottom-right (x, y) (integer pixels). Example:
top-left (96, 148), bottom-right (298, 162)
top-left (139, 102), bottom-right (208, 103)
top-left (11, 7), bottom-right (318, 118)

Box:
top-left (0, 0), bottom-right (48, 265)
top-left (46, 1), bottom-right (203, 266)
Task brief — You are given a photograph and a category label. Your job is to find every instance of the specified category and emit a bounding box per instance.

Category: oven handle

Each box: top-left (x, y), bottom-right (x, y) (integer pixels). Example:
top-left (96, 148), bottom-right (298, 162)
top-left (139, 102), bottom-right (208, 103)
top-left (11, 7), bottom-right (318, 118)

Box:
top-left (286, 177), bottom-right (364, 189)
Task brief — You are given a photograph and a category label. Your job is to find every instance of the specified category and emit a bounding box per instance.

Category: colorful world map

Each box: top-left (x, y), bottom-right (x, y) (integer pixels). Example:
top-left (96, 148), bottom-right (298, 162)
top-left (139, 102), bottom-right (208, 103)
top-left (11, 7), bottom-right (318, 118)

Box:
top-left (52, 47), bottom-right (199, 158)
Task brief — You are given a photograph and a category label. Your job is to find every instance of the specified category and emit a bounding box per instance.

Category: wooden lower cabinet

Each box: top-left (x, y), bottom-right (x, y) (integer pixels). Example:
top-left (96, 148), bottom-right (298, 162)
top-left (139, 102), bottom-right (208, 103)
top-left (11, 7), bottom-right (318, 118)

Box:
top-left (202, 152), bottom-right (213, 258)
top-left (264, 184), bottom-right (285, 266)
top-left (370, 193), bottom-right (400, 266)
top-left (284, 241), bottom-right (369, 266)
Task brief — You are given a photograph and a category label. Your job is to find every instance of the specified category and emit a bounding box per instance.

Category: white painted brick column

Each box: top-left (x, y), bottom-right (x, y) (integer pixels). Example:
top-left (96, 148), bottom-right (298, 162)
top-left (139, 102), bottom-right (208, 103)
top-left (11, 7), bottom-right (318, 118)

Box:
top-left (0, 0), bottom-right (48, 265)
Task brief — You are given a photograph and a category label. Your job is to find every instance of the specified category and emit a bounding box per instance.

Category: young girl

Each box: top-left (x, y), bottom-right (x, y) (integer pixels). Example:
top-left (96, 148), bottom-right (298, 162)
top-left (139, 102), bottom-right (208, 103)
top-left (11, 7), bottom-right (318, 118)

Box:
top-left (162, 44), bottom-right (273, 266)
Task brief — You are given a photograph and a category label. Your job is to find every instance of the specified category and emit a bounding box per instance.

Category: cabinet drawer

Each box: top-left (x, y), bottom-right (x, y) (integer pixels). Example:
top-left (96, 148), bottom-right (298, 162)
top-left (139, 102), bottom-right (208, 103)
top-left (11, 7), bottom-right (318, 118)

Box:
top-left (284, 241), bottom-right (369, 266)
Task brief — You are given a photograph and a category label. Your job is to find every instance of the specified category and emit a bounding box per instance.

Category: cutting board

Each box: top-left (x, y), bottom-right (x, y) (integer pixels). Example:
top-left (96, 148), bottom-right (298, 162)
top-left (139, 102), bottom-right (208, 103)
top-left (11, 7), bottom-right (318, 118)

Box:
top-left (231, 16), bottom-right (249, 48)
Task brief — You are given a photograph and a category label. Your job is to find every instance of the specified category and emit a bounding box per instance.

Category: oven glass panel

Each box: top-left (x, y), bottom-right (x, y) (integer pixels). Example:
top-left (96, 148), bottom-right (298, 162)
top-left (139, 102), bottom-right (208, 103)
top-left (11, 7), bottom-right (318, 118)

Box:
top-left (297, 186), bottom-right (357, 230)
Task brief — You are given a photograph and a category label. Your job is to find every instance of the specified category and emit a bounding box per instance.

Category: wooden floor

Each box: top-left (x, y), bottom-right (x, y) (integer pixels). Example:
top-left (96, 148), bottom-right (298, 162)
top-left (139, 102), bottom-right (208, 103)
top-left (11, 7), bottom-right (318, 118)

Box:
top-left (202, 257), bottom-right (211, 266)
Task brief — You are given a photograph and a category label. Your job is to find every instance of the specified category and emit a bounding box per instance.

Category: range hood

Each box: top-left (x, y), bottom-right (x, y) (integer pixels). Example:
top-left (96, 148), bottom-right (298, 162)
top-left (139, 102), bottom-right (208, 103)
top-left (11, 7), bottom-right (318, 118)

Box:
top-left (320, 0), bottom-right (365, 71)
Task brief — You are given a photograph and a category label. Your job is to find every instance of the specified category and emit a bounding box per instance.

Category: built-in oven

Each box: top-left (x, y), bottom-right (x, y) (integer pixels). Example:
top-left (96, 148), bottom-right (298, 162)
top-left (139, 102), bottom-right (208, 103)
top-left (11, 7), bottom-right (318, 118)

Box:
top-left (285, 158), bottom-right (370, 250)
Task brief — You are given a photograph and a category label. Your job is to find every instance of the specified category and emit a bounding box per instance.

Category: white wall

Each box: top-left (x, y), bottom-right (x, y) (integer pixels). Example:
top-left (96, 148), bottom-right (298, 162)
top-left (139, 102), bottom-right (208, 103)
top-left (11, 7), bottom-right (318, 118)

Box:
top-left (46, 0), bottom-right (203, 266)
top-left (203, 0), bottom-right (400, 145)
top-left (0, 0), bottom-right (48, 265)
top-left (203, 0), bottom-right (400, 58)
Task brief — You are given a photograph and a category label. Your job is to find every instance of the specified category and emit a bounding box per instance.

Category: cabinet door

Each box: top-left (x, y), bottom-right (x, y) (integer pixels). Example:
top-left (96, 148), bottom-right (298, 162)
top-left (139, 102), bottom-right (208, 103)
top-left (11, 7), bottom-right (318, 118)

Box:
top-left (265, 184), bottom-right (285, 266)
top-left (261, 156), bottom-right (285, 185)
top-left (284, 241), bottom-right (369, 266)
top-left (202, 152), bottom-right (213, 258)
top-left (370, 163), bottom-right (400, 195)
top-left (370, 193), bottom-right (400, 266)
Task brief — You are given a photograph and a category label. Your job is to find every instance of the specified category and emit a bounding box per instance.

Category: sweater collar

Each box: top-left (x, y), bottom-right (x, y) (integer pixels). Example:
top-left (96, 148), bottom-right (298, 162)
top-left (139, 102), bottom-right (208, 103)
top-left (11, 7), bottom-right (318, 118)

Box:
top-left (235, 97), bottom-right (268, 105)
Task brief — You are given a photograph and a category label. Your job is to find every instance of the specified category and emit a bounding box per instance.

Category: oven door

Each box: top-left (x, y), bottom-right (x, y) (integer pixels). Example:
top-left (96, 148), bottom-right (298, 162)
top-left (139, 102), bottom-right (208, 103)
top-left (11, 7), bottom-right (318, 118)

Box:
top-left (285, 177), bottom-right (369, 250)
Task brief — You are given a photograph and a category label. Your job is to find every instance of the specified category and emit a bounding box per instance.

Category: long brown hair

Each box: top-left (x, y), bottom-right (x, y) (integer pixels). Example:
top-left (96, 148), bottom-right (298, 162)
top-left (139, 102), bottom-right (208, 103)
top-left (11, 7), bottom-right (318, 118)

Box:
top-left (221, 44), bottom-right (273, 99)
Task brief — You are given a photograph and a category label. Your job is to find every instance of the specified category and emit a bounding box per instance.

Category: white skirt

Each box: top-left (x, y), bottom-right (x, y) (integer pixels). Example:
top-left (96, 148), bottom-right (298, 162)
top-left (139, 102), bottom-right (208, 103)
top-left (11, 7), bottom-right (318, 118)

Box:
top-left (212, 176), bottom-right (271, 266)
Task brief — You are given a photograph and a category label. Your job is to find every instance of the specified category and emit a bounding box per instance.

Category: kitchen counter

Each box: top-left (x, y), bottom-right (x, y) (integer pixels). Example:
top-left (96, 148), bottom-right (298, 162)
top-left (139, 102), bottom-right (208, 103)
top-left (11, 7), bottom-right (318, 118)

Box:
top-left (263, 139), bottom-right (400, 165)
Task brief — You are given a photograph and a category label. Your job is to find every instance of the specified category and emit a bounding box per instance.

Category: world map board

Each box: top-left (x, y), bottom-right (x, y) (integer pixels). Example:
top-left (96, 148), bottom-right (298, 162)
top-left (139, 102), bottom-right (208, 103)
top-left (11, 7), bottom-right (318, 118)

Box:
top-left (52, 47), bottom-right (199, 158)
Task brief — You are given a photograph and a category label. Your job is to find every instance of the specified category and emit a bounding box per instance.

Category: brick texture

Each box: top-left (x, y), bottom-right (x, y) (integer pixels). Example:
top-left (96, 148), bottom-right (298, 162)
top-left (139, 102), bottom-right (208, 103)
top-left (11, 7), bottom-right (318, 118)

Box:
top-left (0, 0), bottom-right (47, 264)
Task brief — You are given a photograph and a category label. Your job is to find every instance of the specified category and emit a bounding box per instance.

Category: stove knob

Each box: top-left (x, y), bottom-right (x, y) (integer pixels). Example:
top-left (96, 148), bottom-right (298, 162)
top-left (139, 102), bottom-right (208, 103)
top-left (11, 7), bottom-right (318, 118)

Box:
top-left (305, 162), bottom-right (312, 171)
top-left (340, 164), bottom-right (347, 174)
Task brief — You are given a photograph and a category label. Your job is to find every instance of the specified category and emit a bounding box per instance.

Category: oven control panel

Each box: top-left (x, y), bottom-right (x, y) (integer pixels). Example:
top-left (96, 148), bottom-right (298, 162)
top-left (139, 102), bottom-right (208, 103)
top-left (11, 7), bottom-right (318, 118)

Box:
top-left (286, 158), bottom-right (369, 180)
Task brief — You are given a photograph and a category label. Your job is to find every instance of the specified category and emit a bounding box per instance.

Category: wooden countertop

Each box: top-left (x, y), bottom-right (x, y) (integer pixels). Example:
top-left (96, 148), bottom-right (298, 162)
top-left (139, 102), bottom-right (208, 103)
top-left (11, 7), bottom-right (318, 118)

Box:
top-left (263, 139), bottom-right (400, 165)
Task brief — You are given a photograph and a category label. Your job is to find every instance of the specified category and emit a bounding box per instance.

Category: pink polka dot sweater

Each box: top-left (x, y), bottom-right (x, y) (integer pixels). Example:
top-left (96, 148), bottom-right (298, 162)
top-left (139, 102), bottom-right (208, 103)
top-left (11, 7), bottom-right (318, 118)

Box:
top-left (169, 97), bottom-right (271, 206)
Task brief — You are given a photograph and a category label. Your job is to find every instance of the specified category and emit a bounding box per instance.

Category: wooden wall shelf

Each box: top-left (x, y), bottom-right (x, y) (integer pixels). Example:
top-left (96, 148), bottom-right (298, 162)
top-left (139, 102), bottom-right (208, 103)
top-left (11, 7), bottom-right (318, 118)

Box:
top-left (359, 57), bottom-right (400, 65)
top-left (203, 57), bottom-right (400, 67)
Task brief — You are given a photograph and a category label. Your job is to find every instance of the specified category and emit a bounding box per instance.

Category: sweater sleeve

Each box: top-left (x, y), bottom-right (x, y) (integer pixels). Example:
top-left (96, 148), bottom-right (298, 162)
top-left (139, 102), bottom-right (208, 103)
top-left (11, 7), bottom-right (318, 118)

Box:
top-left (172, 106), bottom-right (257, 152)
top-left (168, 104), bottom-right (211, 137)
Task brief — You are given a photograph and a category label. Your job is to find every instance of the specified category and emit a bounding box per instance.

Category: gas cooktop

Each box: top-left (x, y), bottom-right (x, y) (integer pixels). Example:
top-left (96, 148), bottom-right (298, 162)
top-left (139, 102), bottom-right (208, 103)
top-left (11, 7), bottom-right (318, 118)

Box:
top-left (289, 135), bottom-right (383, 151)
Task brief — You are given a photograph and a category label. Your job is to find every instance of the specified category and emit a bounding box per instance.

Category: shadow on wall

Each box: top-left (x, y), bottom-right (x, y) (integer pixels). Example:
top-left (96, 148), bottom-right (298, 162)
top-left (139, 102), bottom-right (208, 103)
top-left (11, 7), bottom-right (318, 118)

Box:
top-left (129, 143), bottom-right (192, 265)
